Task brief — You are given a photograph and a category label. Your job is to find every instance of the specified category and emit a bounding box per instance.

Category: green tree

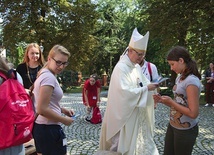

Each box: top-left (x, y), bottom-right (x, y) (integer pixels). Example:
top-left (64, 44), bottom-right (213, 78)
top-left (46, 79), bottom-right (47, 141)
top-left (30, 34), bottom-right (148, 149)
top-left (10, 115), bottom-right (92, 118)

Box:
top-left (91, 0), bottom-right (142, 77)
top-left (139, 0), bottom-right (214, 85)
top-left (0, 0), bottom-right (98, 72)
top-left (0, 0), bottom-right (213, 84)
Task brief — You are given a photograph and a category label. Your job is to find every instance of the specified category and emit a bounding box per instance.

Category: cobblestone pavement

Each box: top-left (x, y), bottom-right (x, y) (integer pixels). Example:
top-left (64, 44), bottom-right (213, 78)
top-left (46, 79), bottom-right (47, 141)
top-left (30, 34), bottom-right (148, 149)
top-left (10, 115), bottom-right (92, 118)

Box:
top-left (60, 92), bottom-right (214, 155)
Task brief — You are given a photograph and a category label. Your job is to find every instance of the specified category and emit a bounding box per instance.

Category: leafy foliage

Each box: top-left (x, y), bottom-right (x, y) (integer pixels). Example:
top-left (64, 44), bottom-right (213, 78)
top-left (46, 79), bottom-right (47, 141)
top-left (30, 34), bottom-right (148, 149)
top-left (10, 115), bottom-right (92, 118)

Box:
top-left (0, 0), bottom-right (98, 72)
top-left (57, 70), bottom-right (78, 91)
top-left (142, 0), bottom-right (213, 71)
top-left (0, 0), bottom-right (213, 87)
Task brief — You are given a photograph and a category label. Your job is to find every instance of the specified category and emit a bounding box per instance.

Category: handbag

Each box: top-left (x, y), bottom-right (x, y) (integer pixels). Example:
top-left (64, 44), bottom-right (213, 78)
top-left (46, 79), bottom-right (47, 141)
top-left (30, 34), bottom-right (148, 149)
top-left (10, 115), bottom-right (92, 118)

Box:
top-left (90, 106), bottom-right (102, 124)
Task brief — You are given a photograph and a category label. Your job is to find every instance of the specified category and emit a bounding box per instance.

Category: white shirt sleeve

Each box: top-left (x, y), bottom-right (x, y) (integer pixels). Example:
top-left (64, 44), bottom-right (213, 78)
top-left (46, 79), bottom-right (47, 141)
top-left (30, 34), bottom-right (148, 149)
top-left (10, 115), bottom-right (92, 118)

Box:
top-left (151, 63), bottom-right (159, 81)
top-left (16, 72), bottom-right (24, 85)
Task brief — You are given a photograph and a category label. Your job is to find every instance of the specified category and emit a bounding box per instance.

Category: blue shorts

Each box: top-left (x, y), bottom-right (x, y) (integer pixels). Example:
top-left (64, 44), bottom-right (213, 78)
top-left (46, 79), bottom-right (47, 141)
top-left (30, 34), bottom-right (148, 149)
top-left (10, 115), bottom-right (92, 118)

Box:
top-left (33, 123), bottom-right (67, 155)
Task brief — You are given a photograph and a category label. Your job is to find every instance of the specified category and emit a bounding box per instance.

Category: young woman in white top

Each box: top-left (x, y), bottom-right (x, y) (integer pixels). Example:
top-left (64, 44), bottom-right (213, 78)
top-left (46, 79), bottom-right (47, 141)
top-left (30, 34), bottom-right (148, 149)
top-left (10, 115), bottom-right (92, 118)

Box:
top-left (32, 45), bottom-right (74, 155)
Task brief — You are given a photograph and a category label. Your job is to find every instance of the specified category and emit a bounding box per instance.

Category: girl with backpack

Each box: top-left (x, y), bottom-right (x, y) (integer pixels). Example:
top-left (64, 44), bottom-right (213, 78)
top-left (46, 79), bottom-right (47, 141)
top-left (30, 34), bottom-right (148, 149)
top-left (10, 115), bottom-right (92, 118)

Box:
top-left (0, 57), bottom-right (25, 155)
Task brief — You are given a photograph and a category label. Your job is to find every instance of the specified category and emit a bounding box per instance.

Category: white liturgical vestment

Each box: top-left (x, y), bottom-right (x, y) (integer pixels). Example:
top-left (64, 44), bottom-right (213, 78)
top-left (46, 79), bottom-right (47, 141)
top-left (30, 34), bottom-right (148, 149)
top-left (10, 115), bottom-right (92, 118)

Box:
top-left (99, 54), bottom-right (159, 155)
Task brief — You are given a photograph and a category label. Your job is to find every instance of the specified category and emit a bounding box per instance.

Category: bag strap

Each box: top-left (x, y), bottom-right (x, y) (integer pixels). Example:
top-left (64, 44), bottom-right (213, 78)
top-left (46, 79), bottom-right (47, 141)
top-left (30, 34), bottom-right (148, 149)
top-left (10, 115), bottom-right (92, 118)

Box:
top-left (0, 71), bottom-right (8, 80)
top-left (8, 69), bottom-right (17, 79)
top-left (147, 62), bottom-right (153, 81)
top-left (0, 69), bottom-right (16, 80)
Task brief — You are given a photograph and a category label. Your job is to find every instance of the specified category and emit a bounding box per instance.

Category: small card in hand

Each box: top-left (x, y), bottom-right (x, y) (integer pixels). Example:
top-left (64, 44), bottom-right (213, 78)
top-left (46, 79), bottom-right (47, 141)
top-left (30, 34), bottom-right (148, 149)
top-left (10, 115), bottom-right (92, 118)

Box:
top-left (71, 113), bottom-right (80, 120)
top-left (152, 77), bottom-right (169, 84)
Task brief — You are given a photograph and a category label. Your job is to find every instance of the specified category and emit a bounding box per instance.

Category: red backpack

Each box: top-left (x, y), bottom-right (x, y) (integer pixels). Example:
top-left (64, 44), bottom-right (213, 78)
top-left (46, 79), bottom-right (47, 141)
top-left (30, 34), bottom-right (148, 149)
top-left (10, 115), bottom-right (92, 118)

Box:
top-left (0, 70), bottom-right (34, 149)
top-left (90, 106), bottom-right (102, 124)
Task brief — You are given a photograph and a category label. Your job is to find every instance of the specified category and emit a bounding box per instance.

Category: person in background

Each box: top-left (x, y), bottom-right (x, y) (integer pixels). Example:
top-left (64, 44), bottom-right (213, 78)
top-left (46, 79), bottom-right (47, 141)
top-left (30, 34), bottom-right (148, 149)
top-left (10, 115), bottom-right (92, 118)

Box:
top-left (99, 28), bottom-right (159, 155)
top-left (138, 43), bottom-right (160, 94)
top-left (78, 71), bottom-right (83, 86)
top-left (153, 46), bottom-right (201, 155)
top-left (1, 57), bottom-right (23, 85)
top-left (82, 74), bottom-right (101, 122)
top-left (0, 57), bottom-right (25, 155)
top-left (16, 43), bottom-right (45, 89)
top-left (32, 45), bottom-right (74, 155)
top-left (139, 54), bottom-right (159, 82)
top-left (204, 62), bottom-right (214, 107)
top-left (7, 62), bottom-right (24, 86)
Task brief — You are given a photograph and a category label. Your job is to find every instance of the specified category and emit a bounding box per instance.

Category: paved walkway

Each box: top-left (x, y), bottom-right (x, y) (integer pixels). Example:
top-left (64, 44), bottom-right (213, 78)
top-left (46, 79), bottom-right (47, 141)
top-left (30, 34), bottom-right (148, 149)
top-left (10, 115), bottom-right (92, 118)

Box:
top-left (60, 92), bottom-right (214, 155)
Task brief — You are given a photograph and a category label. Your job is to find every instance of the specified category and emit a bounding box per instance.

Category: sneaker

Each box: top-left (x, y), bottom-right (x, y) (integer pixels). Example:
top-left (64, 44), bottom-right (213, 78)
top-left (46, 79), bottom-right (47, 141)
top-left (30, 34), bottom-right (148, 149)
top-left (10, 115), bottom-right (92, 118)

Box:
top-left (84, 116), bottom-right (91, 123)
top-left (212, 104), bottom-right (214, 107)
top-left (204, 103), bottom-right (209, 107)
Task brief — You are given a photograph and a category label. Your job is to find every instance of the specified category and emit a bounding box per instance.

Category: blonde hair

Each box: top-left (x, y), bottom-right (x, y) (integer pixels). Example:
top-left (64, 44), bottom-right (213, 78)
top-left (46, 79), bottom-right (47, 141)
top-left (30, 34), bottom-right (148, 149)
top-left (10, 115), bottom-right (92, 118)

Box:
top-left (23, 43), bottom-right (45, 65)
top-left (48, 45), bottom-right (70, 58)
top-left (38, 45), bottom-right (70, 75)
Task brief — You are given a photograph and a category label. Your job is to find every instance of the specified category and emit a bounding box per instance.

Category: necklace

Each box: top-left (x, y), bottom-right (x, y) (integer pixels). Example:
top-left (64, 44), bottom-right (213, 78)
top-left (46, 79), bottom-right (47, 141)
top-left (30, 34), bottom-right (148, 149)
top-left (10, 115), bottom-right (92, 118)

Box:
top-left (26, 63), bottom-right (39, 84)
top-left (27, 65), bottom-right (33, 84)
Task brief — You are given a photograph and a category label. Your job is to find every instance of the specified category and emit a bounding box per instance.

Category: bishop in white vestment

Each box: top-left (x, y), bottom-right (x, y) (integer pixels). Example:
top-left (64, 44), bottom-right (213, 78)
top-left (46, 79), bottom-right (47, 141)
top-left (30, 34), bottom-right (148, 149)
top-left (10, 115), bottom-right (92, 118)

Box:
top-left (99, 28), bottom-right (159, 155)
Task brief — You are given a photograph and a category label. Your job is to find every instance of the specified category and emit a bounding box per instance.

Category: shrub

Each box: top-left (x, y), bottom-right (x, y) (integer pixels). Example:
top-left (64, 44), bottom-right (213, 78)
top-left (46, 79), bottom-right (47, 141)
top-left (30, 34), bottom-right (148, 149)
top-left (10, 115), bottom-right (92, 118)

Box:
top-left (57, 70), bottom-right (78, 92)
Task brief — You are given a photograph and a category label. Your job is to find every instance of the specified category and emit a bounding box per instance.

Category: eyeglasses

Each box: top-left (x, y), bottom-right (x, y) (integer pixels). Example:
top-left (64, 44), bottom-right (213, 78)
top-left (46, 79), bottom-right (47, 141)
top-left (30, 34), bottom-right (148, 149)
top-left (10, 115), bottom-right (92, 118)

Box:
top-left (52, 58), bottom-right (69, 67)
top-left (133, 50), bottom-right (145, 57)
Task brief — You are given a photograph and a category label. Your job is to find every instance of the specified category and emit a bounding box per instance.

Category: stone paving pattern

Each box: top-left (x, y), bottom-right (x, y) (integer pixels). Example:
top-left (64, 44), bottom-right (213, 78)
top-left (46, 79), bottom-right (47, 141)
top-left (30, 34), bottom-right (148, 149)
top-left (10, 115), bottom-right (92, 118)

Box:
top-left (60, 92), bottom-right (214, 155)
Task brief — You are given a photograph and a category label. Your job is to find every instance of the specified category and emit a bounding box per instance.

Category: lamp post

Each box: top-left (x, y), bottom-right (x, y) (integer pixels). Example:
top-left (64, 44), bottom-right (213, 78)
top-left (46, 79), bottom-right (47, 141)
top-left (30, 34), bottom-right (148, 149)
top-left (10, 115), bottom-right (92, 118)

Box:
top-left (108, 51), bottom-right (117, 77)
top-left (109, 53), bottom-right (113, 76)
top-left (40, 43), bottom-right (44, 53)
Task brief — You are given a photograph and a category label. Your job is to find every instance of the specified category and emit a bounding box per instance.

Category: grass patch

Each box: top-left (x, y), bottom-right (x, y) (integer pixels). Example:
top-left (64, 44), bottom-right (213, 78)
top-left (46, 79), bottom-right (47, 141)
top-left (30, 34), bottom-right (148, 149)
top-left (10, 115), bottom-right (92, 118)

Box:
top-left (65, 86), bottom-right (83, 93)
top-left (65, 86), bottom-right (109, 93)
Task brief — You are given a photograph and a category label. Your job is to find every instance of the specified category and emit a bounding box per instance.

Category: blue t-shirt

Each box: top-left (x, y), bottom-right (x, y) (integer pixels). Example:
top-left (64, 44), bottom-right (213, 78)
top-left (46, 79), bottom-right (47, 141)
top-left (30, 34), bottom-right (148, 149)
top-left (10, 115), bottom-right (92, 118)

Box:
top-left (170, 74), bottom-right (201, 130)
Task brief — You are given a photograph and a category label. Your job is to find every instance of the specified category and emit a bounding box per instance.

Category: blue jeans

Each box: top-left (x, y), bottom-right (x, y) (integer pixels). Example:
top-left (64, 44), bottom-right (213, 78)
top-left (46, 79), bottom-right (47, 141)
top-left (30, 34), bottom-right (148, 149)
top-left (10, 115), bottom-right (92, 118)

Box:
top-left (164, 123), bottom-right (198, 155)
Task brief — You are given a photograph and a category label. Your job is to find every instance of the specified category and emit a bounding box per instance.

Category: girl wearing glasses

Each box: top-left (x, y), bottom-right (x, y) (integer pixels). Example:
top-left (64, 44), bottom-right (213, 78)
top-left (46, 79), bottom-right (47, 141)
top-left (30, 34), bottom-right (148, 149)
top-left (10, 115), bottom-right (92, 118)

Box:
top-left (32, 45), bottom-right (74, 155)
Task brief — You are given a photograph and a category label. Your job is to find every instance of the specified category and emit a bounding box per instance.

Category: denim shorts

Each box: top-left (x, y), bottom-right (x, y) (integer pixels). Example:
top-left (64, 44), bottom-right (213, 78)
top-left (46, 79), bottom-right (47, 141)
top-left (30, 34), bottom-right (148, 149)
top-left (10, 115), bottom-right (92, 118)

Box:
top-left (33, 123), bottom-right (67, 155)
